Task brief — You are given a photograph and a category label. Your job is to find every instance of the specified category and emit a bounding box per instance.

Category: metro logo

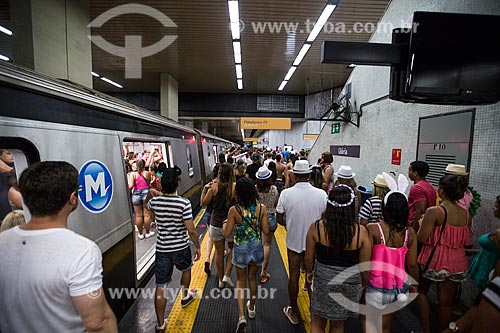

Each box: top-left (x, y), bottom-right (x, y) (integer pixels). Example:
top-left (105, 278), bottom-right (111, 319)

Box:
top-left (78, 160), bottom-right (113, 213)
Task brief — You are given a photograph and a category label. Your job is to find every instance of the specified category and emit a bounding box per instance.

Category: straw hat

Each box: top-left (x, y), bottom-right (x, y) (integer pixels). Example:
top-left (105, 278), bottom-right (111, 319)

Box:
top-left (334, 165), bottom-right (355, 179)
top-left (444, 164), bottom-right (468, 175)
top-left (372, 174), bottom-right (388, 188)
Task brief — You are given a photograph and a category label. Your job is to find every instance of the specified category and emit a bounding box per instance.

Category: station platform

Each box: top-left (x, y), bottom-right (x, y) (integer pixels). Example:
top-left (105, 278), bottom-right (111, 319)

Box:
top-left (119, 209), bottom-right (424, 333)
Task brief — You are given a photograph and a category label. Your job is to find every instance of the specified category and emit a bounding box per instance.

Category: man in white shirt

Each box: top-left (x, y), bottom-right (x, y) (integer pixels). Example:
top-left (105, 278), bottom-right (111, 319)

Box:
top-left (0, 161), bottom-right (117, 333)
top-left (276, 160), bottom-right (327, 325)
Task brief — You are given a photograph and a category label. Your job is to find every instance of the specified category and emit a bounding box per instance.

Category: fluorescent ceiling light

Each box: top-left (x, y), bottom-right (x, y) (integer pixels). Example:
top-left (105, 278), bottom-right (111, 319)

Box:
top-left (0, 25), bottom-right (12, 36)
top-left (306, 4), bottom-right (337, 42)
top-left (235, 64), bottom-right (243, 79)
top-left (228, 1), bottom-right (240, 40)
top-left (100, 77), bottom-right (123, 88)
top-left (237, 79), bottom-right (243, 90)
top-left (284, 66), bottom-right (297, 81)
top-left (292, 43), bottom-right (311, 66)
top-left (278, 81), bottom-right (288, 91)
top-left (0, 54), bottom-right (10, 61)
top-left (233, 41), bottom-right (241, 63)
top-left (91, 71), bottom-right (100, 77)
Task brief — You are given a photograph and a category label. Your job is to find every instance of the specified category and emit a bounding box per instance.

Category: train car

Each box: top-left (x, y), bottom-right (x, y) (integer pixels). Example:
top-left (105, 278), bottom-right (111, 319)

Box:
top-left (0, 62), bottom-right (235, 320)
top-left (195, 129), bottom-right (234, 183)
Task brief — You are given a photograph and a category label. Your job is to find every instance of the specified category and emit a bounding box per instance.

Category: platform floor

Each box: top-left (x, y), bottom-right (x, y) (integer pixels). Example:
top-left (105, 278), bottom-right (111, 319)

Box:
top-left (119, 209), bottom-right (430, 333)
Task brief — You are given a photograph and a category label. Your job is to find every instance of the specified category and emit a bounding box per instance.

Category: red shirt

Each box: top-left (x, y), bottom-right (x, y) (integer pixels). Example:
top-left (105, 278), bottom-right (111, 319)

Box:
top-left (408, 180), bottom-right (436, 225)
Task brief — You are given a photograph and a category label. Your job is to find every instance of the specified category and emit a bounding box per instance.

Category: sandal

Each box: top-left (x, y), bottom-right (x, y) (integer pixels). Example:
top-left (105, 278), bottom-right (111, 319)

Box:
top-left (259, 274), bottom-right (270, 284)
top-left (236, 316), bottom-right (247, 333)
top-left (155, 319), bottom-right (167, 333)
top-left (283, 305), bottom-right (299, 325)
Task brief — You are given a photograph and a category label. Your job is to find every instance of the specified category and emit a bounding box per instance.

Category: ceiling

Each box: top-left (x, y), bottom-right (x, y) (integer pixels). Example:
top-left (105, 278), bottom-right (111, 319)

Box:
top-left (90, 0), bottom-right (391, 95)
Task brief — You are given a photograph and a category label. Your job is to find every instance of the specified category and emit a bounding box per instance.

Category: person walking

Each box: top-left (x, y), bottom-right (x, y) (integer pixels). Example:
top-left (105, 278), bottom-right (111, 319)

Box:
top-left (224, 178), bottom-right (269, 332)
top-left (305, 185), bottom-right (372, 333)
top-left (201, 162), bottom-right (236, 288)
top-left (147, 166), bottom-right (201, 332)
top-left (417, 175), bottom-right (471, 333)
top-left (359, 174), bottom-right (390, 225)
top-left (277, 160), bottom-right (328, 325)
top-left (407, 161), bottom-right (436, 232)
top-left (364, 190), bottom-right (419, 333)
top-left (255, 165), bottom-right (279, 283)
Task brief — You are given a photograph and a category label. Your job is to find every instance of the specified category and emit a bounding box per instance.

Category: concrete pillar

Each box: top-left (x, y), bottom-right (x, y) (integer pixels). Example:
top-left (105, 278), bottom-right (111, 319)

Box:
top-left (10, 0), bottom-right (92, 88)
top-left (160, 73), bottom-right (179, 122)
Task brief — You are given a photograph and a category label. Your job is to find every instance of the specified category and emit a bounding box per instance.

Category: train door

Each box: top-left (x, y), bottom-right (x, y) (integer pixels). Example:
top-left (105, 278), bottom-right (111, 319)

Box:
top-left (0, 138), bottom-right (39, 223)
top-left (417, 110), bottom-right (475, 186)
top-left (122, 139), bottom-right (171, 281)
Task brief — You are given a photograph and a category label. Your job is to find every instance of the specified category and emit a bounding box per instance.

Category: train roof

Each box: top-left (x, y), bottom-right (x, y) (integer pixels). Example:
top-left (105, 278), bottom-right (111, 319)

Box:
top-left (0, 62), bottom-right (197, 135)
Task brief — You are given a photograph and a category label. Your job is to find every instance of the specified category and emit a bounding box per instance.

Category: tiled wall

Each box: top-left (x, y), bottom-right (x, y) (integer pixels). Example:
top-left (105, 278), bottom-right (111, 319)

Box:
top-left (309, 0), bottom-right (500, 241)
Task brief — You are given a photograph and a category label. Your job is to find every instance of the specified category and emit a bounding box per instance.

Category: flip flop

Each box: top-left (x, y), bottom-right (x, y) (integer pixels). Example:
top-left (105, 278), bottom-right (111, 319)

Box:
top-left (283, 305), bottom-right (299, 325)
top-left (260, 274), bottom-right (270, 284)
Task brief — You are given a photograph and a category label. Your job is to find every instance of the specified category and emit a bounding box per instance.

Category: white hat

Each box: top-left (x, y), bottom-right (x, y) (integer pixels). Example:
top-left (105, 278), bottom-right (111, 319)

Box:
top-left (256, 166), bottom-right (272, 179)
top-left (334, 165), bottom-right (355, 179)
top-left (444, 164), bottom-right (468, 175)
top-left (293, 160), bottom-right (312, 174)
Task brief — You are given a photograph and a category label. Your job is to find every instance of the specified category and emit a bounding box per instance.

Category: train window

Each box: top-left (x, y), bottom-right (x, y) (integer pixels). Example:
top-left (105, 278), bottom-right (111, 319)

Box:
top-left (186, 146), bottom-right (194, 178)
top-left (213, 145), bottom-right (218, 164)
top-left (0, 138), bottom-right (40, 224)
top-left (122, 140), bottom-right (170, 170)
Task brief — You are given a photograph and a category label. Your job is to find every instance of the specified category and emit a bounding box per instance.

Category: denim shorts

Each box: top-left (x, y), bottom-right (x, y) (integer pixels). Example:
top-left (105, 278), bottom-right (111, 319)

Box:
top-left (365, 283), bottom-right (409, 309)
top-left (232, 240), bottom-right (264, 269)
top-left (267, 213), bottom-right (277, 232)
top-left (209, 225), bottom-right (234, 243)
top-left (155, 247), bottom-right (192, 285)
top-left (131, 189), bottom-right (149, 206)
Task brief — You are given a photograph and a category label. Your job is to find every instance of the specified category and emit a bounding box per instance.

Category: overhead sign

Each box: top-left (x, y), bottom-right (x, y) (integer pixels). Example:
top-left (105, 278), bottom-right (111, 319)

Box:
top-left (240, 117), bottom-right (291, 130)
top-left (303, 134), bottom-right (318, 140)
top-left (331, 123), bottom-right (341, 134)
top-left (330, 145), bottom-right (360, 158)
top-left (392, 148), bottom-right (402, 165)
top-left (243, 138), bottom-right (259, 142)
top-left (78, 160), bottom-right (113, 213)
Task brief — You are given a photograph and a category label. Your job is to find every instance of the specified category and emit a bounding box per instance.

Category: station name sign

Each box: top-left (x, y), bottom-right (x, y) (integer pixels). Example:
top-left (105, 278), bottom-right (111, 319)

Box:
top-left (303, 134), bottom-right (318, 140)
top-left (240, 117), bottom-right (291, 130)
top-left (330, 145), bottom-right (360, 158)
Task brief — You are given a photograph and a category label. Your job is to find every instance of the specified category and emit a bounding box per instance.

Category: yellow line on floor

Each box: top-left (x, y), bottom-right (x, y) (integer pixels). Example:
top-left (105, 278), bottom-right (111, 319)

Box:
top-left (274, 224), bottom-right (311, 333)
top-left (164, 208), bottom-right (213, 332)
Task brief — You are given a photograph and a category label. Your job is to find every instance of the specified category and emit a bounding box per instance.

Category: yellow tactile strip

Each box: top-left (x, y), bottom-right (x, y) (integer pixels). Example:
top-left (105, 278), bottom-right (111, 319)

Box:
top-left (164, 212), bottom-right (312, 333)
top-left (164, 208), bottom-right (212, 332)
top-left (274, 224), bottom-right (311, 333)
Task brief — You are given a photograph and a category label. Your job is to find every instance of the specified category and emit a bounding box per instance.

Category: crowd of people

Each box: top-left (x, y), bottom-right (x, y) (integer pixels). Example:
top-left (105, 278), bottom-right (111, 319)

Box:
top-left (0, 145), bottom-right (499, 333)
top-left (191, 146), bottom-right (499, 333)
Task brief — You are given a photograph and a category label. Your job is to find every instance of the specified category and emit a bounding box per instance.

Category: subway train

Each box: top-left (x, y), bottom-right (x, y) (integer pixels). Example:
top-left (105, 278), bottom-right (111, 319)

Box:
top-left (0, 62), bottom-right (234, 319)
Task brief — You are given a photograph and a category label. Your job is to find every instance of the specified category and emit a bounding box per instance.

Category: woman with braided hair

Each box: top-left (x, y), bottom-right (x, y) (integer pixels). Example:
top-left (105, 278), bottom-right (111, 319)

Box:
top-left (305, 185), bottom-right (372, 333)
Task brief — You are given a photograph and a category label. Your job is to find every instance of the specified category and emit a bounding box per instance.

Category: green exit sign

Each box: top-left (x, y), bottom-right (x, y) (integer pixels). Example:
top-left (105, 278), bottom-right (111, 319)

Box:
top-left (331, 123), bottom-right (341, 134)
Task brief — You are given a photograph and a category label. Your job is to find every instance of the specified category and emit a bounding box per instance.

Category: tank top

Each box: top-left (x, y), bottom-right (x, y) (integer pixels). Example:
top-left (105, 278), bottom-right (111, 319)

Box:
top-left (234, 204), bottom-right (262, 245)
top-left (315, 221), bottom-right (360, 267)
top-left (469, 233), bottom-right (500, 289)
top-left (369, 223), bottom-right (409, 290)
top-left (257, 185), bottom-right (278, 214)
top-left (417, 206), bottom-right (470, 273)
top-left (209, 183), bottom-right (233, 228)
top-left (134, 172), bottom-right (149, 190)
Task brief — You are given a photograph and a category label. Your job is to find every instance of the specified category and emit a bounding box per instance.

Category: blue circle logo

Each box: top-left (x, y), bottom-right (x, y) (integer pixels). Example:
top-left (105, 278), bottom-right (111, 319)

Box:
top-left (78, 160), bottom-right (113, 213)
